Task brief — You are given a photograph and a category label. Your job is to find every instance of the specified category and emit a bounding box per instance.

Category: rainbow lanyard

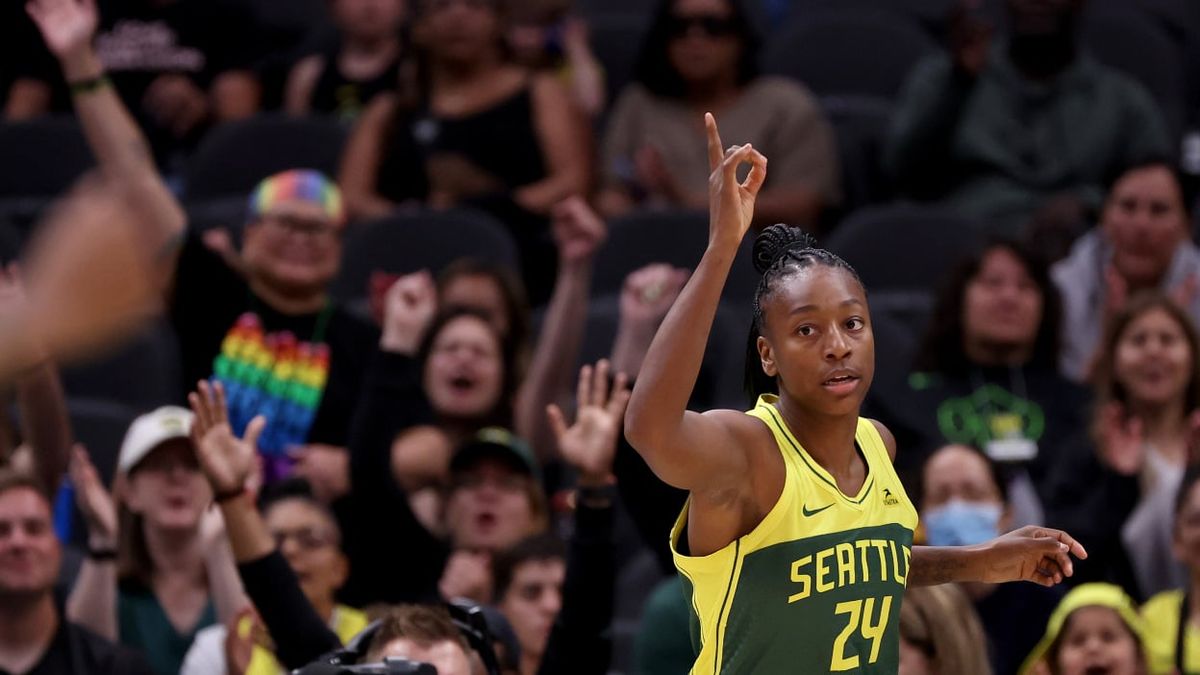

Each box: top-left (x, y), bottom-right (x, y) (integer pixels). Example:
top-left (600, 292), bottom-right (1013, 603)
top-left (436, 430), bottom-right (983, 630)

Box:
top-left (210, 302), bottom-right (333, 480)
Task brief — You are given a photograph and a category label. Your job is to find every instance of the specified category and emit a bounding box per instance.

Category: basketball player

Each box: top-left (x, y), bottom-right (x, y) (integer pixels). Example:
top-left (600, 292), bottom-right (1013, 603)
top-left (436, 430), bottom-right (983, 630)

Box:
top-left (623, 114), bottom-right (1087, 674)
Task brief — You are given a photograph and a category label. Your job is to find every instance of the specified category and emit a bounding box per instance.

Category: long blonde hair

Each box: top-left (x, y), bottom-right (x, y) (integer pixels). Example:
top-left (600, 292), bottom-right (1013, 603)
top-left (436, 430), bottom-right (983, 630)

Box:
top-left (900, 584), bottom-right (993, 675)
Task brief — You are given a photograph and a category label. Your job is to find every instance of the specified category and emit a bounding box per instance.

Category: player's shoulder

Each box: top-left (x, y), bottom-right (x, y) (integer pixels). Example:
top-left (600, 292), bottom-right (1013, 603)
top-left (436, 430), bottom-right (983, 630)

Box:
top-left (864, 418), bottom-right (897, 462)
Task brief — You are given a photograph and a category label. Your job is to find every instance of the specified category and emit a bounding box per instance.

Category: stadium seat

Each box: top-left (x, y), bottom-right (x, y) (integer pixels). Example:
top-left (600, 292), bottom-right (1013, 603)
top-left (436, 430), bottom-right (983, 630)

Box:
top-left (823, 96), bottom-right (894, 211)
top-left (59, 320), bottom-right (183, 410)
top-left (588, 14), bottom-right (652, 105)
top-left (1082, 7), bottom-right (1187, 139)
top-left (762, 9), bottom-right (937, 100)
top-left (331, 208), bottom-right (520, 306)
top-left (560, 294), bottom-right (748, 410)
top-left (0, 116), bottom-right (94, 227)
top-left (67, 397), bottom-right (140, 487)
top-left (591, 210), bottom-right (760, 300)
top-left (184, 114), bottom-right (348, 200)
top-left (823, 203), bottom-right (982, 293)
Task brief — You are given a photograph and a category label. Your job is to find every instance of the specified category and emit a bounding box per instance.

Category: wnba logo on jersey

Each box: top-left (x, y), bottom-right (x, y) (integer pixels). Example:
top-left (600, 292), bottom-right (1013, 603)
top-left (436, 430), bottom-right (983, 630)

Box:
top-left (882, 488), bottom-right (900, 506)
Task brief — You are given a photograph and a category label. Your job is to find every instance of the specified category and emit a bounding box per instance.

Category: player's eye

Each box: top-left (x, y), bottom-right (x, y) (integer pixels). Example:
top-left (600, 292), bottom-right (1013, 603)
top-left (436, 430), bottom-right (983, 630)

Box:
top-left (797, 325), bottom-right (815, 337)
top-left (845, 318), bottom-right (864, 331)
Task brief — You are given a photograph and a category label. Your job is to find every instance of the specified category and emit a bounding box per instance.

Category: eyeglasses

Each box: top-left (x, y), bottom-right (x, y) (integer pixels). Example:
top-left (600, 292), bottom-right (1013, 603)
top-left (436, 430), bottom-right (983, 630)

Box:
top-left (667, 14), bottom-right (738, 39)
top-left (259, 213), bottom-right (340, 241)
top-left (271, 527), bottom-right (336, 551)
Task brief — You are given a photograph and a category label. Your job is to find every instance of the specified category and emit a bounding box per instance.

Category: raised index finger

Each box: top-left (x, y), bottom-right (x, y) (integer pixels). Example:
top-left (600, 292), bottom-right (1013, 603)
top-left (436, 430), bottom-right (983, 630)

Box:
top-left (705, 113), bottom-right (723, 172)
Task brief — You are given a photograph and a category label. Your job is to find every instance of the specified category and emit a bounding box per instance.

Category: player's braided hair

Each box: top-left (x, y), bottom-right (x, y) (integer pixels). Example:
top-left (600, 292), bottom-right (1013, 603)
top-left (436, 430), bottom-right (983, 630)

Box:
top-left (751, 224), bottom-right (863, 334)
top-left (744, 224), bottom-right (864, 402)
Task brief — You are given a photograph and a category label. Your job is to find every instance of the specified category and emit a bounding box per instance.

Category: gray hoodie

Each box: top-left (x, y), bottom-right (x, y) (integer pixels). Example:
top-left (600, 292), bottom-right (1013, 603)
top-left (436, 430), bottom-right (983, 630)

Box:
top-left (1051, 229), bottom-right (1200, 382)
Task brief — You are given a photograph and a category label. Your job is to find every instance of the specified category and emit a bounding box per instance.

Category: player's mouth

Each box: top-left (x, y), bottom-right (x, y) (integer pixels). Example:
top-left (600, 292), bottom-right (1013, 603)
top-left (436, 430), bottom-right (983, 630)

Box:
top-left (821, 371), bottom-right (861, 395)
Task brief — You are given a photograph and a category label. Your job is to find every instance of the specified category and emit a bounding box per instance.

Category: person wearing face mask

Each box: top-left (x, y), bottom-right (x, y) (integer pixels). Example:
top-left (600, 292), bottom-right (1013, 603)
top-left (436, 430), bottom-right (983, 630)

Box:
top-left (865, 240), bottom-right (1091, 523)
top-left (886, 0), bottom-right (1171, 235)
top-left (1044, 292), bottom-right (1200, 599)
top-left (1054, 161), bottom-right (1200, 383)
top-left (920, 444), bottom-right (1064, 675)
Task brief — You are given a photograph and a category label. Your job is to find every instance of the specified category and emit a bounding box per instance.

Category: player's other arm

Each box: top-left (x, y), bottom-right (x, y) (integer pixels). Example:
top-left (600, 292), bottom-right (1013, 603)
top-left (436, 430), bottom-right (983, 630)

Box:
top-left (869, 419), bottom-right (1089, 587)
top-left (624, 114), bottom-right (768, 493)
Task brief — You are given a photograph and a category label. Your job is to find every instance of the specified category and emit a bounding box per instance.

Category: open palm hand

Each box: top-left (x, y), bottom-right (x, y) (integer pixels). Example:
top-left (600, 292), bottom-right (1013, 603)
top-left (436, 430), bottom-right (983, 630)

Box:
top-left (188, 380), bottom-right (264, 496)
top-left (26, 0), bottom-right (98, 61)
top-left (548, 360), bottom-right (631, 484)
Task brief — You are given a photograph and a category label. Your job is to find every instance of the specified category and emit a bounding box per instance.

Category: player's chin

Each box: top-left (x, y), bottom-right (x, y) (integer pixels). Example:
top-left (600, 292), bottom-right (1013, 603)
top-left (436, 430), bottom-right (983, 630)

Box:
top-left (809, 385), bottom-right (867, 414)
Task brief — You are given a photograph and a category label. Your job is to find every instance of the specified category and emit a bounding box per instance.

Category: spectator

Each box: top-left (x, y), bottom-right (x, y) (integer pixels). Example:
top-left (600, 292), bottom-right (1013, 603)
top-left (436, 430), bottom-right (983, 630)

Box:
top-left (919, 444), bottom-right (1062, 675)
top-left (632, 577), bottom-right (694, 675)
top-left (0, 470), bottom-right (154, 675)
top-left (14, 0), bottom-right (266, 168)
top-left (438, 429), bottom-right (549, 602)
top-left (1054, 161), bottom-right (1200, 382)
top-left (898, 584), bottom-right (992, 675)
top-left (493, 534), bottom-right (565, 675)
top-left (1140, 466), bottom-right (1200, 675)
top-left (185, 363), bottom-right (621, 673)
top-left (338, 0), bottom-right (592, 293)
top-left (865, 240), bottom-right (1091, 516)
top-left (179, 493), bottom-right (368, 675)
top-left (885, 0), bottom-right (1171, 234)
top-left (506, 0), bottom-right (606, 118)
top-left (598, 0), bottom-right (839, 228)
top-left (284, 0), bottom-right (407, 121)
top-left (66, 408), bottom-right (246, 675)
top-left (362, 605), bottom-right (474, 675)
top-left (1018, 582), bottom-right (1148, 675)
top-left (28, 0), bottom-right (380, 481)
top-left (1043, 292), bottom-right (1200, 599)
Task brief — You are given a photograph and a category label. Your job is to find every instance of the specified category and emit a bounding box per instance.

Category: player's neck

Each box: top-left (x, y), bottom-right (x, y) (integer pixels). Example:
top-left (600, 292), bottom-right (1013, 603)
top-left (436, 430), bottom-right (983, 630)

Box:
top-left (776, 396), bottom-right (861, 476)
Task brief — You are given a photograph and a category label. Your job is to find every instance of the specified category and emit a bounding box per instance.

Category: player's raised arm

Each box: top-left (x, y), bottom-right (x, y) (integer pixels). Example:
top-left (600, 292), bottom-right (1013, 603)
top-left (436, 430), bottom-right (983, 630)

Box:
top-left (623, 114), bottom-right (767, 492)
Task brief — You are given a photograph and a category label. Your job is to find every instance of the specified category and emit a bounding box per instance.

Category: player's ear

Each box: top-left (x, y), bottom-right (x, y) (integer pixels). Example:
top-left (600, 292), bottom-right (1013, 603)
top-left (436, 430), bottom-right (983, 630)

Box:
top-left (757, 335), bottom-right (777, 377)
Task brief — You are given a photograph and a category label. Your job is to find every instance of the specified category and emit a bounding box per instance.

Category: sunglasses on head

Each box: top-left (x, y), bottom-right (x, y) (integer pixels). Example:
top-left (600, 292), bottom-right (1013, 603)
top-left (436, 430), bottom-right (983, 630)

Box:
top-left (667, 14), bottom-right (738, 38)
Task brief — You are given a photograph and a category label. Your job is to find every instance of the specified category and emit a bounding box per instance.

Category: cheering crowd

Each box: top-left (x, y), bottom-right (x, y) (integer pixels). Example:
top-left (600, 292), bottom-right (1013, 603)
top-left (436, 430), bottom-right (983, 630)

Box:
top-left (3, 0), bottom-right (1200, 673)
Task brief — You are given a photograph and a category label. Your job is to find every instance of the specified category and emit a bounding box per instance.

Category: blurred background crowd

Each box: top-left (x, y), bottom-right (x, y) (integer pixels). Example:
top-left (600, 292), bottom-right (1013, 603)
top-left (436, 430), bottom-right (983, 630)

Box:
top-left (3, 0), bottom-right (1200, 673)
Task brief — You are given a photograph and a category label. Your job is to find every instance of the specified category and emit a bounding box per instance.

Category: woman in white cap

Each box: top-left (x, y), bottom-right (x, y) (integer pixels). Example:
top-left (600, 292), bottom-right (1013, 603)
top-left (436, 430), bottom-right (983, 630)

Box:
top-left (66, 405), bottom-right (246, 675)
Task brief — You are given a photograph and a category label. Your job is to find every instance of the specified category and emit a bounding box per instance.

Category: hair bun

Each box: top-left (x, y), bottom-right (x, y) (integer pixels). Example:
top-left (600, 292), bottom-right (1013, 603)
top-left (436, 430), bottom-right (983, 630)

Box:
top-left (752, 224), bottom-right (817, 274)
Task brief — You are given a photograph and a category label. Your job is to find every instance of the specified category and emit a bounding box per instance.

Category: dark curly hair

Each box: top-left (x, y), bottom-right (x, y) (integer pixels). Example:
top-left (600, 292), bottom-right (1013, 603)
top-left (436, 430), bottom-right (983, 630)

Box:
top-left (744, 224), bottom-right (863, 402)
top-left (912, 239), bottom-right (1061, 376)
top-left (632, 0), bottom-right (761, 100)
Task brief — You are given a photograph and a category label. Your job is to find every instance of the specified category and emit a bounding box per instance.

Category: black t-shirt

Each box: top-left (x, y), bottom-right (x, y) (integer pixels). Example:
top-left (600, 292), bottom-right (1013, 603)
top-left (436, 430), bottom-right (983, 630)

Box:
top-left (863, 363), bottom-right (1092, 496)
top-left (0, 618), bottom-right (154, 675)
top-left (975, 583), bottom-right (1064, 675)
top-left (8, 0), bottom-right (263, 117)
top-left (93, 0), bottom-right (262, 107)
top-left (309, 44), bottom-right (400, 122)
top-left (168, 232), bottom-right (377, 461)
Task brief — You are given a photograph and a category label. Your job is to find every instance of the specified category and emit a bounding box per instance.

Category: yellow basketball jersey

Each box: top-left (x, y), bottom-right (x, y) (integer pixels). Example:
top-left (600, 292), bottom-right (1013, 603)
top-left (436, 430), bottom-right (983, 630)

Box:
top-left (671, 395), bottom-right (919, 674)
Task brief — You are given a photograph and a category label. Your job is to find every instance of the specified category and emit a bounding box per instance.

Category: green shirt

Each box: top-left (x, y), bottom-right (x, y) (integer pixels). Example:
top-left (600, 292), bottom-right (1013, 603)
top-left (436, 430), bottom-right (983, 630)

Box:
top-left (886, 42), bottom-right (1171, 234)
top-left (119, 585), bottom-right (216, 675)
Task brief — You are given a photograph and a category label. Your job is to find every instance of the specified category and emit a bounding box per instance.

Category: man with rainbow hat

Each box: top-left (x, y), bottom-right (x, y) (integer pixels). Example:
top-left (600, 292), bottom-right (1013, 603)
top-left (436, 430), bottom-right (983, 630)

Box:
top-left (30, 0), bottom-right (378, 481)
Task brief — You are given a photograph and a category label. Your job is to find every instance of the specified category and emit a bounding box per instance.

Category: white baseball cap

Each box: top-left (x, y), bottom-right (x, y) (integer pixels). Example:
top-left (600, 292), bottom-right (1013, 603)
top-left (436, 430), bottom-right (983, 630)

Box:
top-left (117, 406), bottom-right (195, 474)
